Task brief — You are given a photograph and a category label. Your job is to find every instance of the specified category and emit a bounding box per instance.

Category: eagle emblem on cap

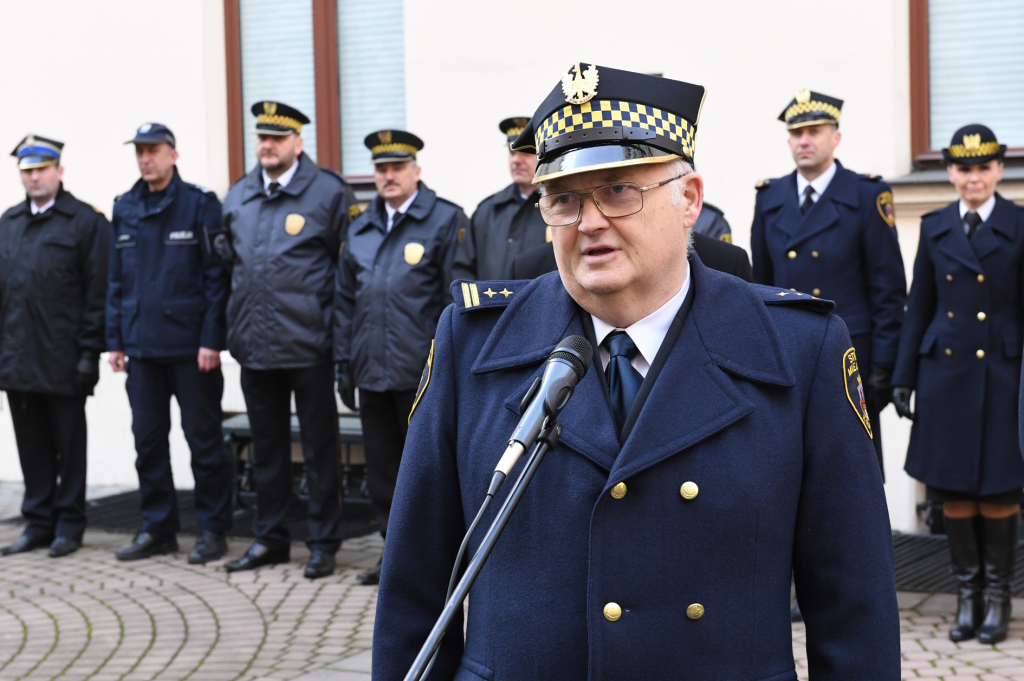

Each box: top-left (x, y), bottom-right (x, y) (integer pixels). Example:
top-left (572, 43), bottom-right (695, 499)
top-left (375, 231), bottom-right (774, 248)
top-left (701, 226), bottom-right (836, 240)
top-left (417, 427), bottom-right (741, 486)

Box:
top-left (796, 89), bottom-right (811, 104)
top-left (963, 133), bottom-right (981, 150)
top-left (562, 62), bottom-right (599, 105)
top-left (378, 131), bottom-right (392, 145)
top-left (264, 102), bottom-right (277, 115)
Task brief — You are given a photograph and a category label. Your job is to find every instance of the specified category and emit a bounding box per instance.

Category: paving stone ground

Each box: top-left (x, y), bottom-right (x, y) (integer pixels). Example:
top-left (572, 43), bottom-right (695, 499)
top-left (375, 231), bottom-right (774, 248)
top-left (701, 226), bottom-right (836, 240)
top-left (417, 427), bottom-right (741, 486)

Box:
top-left (2, 511), bottom-right (1024, 679)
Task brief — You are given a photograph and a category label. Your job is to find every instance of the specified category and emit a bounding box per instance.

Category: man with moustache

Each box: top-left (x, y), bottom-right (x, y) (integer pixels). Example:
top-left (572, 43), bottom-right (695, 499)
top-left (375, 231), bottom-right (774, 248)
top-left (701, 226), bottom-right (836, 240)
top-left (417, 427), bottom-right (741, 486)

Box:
top-left (452, 118), bottom-right (548, 280)
top-left (222, 102), bottom-right (356, 580)
top-left (0, 136), bottom-right (108, 558)
top-left (106, 123), bottom-right (233, 564)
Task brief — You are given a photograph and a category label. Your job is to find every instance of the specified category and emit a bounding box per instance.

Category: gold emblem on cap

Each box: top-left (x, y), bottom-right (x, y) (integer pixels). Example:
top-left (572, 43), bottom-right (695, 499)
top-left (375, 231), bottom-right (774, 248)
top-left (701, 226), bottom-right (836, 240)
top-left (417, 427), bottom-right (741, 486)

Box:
top-left (26, 134), bottom-right (36, 148)
top-left (796, 89), bottom-right (811, 104)
top-left (264, 102), bottom-right (277, 115)
top-left (963, 133), bottom-right (981, 150)
top-left (404, 242), bottom-right (425, 266)
top-left (378, 131), bottom-right (393, 145)
top-left (285, 214), bottom-right (305, 235)
top-left (562, 62), bottom-right (599, 105)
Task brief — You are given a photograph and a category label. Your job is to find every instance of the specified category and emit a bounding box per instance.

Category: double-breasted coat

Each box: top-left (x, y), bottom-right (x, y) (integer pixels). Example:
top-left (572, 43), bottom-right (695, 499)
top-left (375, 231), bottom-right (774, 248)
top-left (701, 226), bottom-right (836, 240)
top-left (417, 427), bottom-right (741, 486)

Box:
top-left (893, 195), bottom-right (1024, 495)
top-left (372, 256), bottom-right (899, 681)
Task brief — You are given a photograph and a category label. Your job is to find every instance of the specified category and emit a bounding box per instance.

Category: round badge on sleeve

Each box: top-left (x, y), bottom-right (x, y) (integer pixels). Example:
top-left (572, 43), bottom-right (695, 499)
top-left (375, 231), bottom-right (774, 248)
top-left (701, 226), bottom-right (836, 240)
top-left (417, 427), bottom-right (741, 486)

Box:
top-left (843, 348), bottom-right (873, 439)
top-left (405, 242), bottom-right (425, 265)
top-left (285, 214), bottom-right (305, 235)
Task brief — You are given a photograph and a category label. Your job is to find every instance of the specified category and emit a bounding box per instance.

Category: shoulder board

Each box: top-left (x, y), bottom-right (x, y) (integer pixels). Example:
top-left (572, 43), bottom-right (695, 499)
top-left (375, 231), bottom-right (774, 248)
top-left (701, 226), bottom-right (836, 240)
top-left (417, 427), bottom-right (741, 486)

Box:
top-left (450, 280), bottom-right (519, 313)
top-left (113, 192), bottom-right (127, 204)
top-left (921, 206), bottom-right (944, 220)
top-left (348, 203), bottom-right (363, 220)
top-left (436, 196), bottom-right (465, 212)
top-left (185, 182), bottom-right (217, 196)
top-left (319, 168), bottom-right (350, 186)
top-left (755, 285), bottom-right (835, 314)
top-left (93, 205), bottom-right (104, 214)
top-left (755, 178), bottom-right (771, 190)
top-left (860, 173), bottom-right (884, 182)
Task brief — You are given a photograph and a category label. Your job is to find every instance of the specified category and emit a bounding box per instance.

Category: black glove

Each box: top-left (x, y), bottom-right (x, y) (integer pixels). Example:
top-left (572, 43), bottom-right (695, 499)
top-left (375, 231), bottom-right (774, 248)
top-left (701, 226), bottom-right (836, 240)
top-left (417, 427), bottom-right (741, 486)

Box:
top-left (864, 362), bottom-right (894, 415)
top-left (892, 386), bottom-right (914, 420)
top-left (73, 357), bottom-right (100, 397)
top-left (336, 361), bottom-right (356, 411)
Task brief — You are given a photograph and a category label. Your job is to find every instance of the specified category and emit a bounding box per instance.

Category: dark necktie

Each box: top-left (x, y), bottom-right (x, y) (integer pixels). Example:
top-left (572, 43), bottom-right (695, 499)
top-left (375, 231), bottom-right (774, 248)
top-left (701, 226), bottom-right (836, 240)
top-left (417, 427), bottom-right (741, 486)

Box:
top-left (267, 181), bottom-right (280, 197)
top-left (604, 331), bottom-right (644, 434)
top-left (800, 185), bottom-right (815, 216)
top-left (964, 210), bottom-right (982, 237)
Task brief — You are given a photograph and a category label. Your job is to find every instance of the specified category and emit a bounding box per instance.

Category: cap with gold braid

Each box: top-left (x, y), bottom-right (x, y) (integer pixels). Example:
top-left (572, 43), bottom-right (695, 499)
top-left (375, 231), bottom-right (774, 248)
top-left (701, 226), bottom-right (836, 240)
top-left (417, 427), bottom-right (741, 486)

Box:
top-left (364, 130), bottom-right (424, 164)
top-left (11, 134), bottom-right (63, 170)
top-left (499, 117), bottom-right (530, 148)
top-left (252, 101), bottom-right (310, 136)
top-left (512, 62), bottom-right (706, 184)
top-left (778, 89), bottom-right (843, 130)
top-left (943, 123), bottom-right (1006, 165)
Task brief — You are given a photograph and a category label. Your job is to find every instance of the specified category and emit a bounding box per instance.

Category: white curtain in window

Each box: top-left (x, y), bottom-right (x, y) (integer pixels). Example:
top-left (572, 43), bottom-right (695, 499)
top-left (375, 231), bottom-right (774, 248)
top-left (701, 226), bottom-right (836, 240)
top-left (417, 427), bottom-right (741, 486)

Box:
top-left (929, 0), bottom-right (1024, 149)
top-left (337, 0), bottom-right (407, 176)
top-left (240, 0), bottom-right (318, 170)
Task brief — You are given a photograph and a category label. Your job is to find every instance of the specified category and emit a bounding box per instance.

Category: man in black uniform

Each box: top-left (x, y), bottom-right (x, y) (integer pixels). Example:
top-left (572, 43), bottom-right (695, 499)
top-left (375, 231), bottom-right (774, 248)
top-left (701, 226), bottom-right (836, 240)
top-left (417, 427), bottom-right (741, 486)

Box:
top-left (451, 118), bottom-right (548, 280)
top-left (222, 102), bottom-right (356, 580)
top-left (107, 123), bottom-right (234, 564)
top-left (334, 130), bottom-right (468, 585)
top-left (0, 136), bottom-right (109, 558)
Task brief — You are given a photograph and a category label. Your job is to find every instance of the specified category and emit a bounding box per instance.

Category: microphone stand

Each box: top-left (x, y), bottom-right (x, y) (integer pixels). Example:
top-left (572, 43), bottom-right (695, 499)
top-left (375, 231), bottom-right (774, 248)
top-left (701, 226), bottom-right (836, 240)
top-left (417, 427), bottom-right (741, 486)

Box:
top-left (403, 420), bottom-right (563, 681)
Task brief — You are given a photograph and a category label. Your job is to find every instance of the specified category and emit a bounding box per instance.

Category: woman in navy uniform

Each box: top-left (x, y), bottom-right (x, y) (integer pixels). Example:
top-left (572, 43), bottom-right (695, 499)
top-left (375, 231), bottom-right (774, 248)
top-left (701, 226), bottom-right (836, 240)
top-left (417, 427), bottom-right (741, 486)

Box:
top-left (893, 125), bottom-right (1024, 645)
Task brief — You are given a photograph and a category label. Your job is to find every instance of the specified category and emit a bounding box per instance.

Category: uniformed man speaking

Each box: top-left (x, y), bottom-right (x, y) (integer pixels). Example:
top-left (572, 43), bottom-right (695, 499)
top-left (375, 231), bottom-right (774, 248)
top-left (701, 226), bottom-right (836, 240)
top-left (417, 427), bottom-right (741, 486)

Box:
top-left (750, 90), bottom-right (907, 473)
top-left (373, 66), bottom-right (900, 679)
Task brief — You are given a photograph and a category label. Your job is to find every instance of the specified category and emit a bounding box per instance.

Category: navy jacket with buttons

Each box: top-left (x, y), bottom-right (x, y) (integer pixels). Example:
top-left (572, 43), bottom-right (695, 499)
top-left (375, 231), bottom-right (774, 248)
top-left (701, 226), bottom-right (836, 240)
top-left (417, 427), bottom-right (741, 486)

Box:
top-left (372, 255), bottom-right (899, 681)
top-left (893, 195), bottom-right (1024, 495)
top-left (334, 181), bottom-right (468, 392)
top-left (106, 169), bottom-right (228, 359)
top-left (750, 160), bottom-right (907, 368)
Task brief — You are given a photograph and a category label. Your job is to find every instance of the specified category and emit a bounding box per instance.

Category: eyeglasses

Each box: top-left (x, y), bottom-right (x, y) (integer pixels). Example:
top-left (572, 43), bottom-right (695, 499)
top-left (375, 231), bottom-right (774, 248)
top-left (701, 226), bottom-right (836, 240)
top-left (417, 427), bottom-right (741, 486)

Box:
top-left (536, 174), bottom-right (684, 227)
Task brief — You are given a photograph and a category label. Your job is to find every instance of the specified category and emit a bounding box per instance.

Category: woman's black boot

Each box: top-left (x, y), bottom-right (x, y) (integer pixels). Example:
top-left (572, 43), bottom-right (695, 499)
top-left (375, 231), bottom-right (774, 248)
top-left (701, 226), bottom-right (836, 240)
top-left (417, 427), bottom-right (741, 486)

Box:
top-left (944, 515), bottom-right (984, 642)
top-left (977, 514), bottom-right (1019, 645)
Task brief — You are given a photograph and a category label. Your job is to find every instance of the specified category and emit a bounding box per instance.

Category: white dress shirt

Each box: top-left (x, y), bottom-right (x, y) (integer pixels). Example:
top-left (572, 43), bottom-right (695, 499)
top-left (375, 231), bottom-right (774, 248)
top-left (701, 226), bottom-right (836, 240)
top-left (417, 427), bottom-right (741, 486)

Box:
top-left (959, 195), bottom-right (996, 234)
top-left (796, 161), bottom-right (838, 205)
top-left (30, 198), bottom-right (56, 215)
top-left (384, 190), bottom-right (419, 233)
top-left (262, 157), bottom-right (300, 193)
top-left (591, 271), bottom-right (691, 378)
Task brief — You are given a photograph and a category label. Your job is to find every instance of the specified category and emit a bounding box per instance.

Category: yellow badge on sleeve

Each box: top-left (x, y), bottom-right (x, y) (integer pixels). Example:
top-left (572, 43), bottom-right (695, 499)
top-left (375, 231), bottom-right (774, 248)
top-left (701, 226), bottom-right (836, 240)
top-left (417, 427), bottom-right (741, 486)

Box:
top-left (843, 348), bottom-right (873, 439)
top-left (409, 340), bottom-right (434, 424)
top-left (876, 191), bottom-right (895, 228)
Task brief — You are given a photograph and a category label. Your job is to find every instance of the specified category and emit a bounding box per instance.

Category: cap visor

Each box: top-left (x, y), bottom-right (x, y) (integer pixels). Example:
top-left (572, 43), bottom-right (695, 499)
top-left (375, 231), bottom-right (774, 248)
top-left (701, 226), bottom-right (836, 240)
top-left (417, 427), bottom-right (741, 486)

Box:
top-left (126, 136), bottom-right (175, 146)
top-left (533, 143), bottom-right (680, 184)
top-left (253, 128), bottom-right (296, 136)
top-left (786, 119), bottom-right (838, 131)
top-left (372, 155), bottom-right (415, 165)
top-left (18, 157), bottom-right (58, 170)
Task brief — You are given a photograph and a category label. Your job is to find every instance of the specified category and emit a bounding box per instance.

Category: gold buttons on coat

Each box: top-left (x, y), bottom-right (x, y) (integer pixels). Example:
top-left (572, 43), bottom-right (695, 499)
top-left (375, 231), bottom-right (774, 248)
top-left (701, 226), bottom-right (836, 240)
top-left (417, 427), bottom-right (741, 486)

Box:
top-left (812, 288), bottom-right (821, 297)
top-left (610, 482), bottom-right (627, 499)
top-left (788, 250), bottom-right (797, 259)
top-left (811, 251), bottom-right (819, 258)
top-left (946, 274), bottom-right (954, 282)
top-left (977, 349), bottom-right (985, 359)
top-left (978, 274), bottom-right (985, 283)
top-left (947, 311), bottom-right (954, 319)
top-left (686, 604), bottom-right (705, 620)
top-left (945, 348), bottom-right (953, 356)
top-left (680, 481), bottom-right (699, 500)
top-left (603, 603), bottom-right (622, 622)
top-left (977, 312), bottom-right (987, 321)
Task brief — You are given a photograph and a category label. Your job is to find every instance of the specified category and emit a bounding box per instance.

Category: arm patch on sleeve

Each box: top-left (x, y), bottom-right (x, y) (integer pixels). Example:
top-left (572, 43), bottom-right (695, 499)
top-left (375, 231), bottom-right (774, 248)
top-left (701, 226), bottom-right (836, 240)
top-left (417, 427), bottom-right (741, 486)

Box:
top-left (876, 191), bottom-right (895, 227)
top-left (843, 348), bottom-right (873, 439)
top-left (408, 340), bottom-right (434, 425)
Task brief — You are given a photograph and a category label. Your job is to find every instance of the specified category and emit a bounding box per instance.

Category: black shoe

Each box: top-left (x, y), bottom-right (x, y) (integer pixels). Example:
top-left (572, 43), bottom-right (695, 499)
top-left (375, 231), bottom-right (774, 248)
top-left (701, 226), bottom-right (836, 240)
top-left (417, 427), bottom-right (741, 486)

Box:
top-left (357, 557), bottom-right (382, 585)
top-left (188, 531), bottom-right (227, 565)
top-left (945, 516), bottom-right (984, 642)
top-left (116, 532), bottom-right (178, 561)
top-left (223, 542), bottom-right (289, 573)
top-left (304, 550), bottom-right (336, 580)
top-left (977, 514), bottom-right (1018, 645)
top-left (0, 532), bottom-right (53, 556)
top-left (48, 537), bottom-right (81, 558)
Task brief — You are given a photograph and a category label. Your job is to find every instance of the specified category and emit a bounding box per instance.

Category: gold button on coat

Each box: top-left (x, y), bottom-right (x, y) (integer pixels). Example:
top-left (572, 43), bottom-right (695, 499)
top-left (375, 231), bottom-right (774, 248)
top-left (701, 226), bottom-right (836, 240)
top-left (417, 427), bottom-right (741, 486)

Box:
top-left (787, 250), bottom-right (797, 259)
top-left (947, 311), bottom-right (954, 319)
top-left (680, 481), bottom-right (699, 500)
top-left (978, 274), bottom-right (985, 283)
top-left (812, 288), bottom-right (821, 296)
top-left (610, 482), bottom-right (627, 499)
top-left (811, 251), bottom-right (819, 258)
top-left (977, 349), bottom-right (985, 359)
top-left (686, 604), bottom-right (705, 620)
top-left (977, 312), bottom-right (987, 321)
top-left (603, 603), bottom-right (622, 622)
top-left (945, 348), bottom-right (953, 356)
top-left (946, 274), bottom-right (954, 282)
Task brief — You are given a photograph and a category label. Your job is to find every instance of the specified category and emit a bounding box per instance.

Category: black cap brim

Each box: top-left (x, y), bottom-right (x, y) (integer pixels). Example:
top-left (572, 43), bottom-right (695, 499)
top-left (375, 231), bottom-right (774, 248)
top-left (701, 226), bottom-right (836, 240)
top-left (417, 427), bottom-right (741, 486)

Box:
top-left (126, 135), bottom-right (176, 147)
top-left (533, 143), bottom-right (680, 184)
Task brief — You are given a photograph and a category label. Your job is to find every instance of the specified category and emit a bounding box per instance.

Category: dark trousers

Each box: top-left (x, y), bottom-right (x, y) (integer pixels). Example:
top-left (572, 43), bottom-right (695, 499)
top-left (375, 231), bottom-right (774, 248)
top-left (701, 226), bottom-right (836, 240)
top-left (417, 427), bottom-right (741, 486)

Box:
top-left (359, 388), bottom-right (417, 537)
top-left (125, 359), bottom-right (233, 534)
top-left (7, 391), bottom-right (88, 540)
top-left (240, 364), bottom-right (341, 552)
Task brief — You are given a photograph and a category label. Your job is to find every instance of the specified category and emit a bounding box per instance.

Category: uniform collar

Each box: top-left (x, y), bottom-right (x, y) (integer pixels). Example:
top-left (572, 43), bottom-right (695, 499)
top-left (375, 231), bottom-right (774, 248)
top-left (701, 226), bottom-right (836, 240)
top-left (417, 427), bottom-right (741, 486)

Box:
top-left (134, 169), bottom-right (182, 216)
top-left (242, 152), bottom-right (318, 202)
top-left (495, 182), bottom-right (538, 206)
top-left (763, 159), bottom-right (857, 211)
top-left (30, 197), bottom-right (55, 215)
top-left (959, 195), bottom-right (996, 223)
top-left (355, 182), bottom-right (438, 234)
top-left (262, 156), bottom-right (300, 191)
top-left (796, 161), bottom-right (837, 202)
top-left (384, 189), bottom-right (419, 222)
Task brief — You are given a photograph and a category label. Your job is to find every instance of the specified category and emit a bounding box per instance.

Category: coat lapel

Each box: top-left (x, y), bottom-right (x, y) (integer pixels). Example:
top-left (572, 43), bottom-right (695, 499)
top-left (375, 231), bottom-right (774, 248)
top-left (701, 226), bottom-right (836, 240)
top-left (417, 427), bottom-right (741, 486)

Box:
top-left (972, 194), bottom-right (1017, 262)
top-left (785, 162), bottom-right (858, 250)
top-left (762, 174), bottom-right (800, 239)
top-left (933, 203), bottom-right (984, 274)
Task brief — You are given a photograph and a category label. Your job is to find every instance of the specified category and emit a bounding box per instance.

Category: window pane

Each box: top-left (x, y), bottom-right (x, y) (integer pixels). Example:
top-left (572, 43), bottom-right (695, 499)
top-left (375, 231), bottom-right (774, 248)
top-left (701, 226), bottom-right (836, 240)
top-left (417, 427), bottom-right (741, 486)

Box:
top-left (929, 0), bottom-right (1024, 149)
top-left (337, 0), bottom-right (406, 176)
top-left (239, 0), bottom-right (318, 170)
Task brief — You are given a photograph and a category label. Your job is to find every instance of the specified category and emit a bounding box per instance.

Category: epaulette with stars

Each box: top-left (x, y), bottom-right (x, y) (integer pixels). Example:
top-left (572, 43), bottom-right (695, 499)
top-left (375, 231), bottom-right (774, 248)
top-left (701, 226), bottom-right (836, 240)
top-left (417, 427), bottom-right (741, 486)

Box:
top-left (755, 178), bottom-right (771, 190)
top-left (450, 280), bottom-right (519, 313)
top-left (755, 285), bottom-right (835, 315)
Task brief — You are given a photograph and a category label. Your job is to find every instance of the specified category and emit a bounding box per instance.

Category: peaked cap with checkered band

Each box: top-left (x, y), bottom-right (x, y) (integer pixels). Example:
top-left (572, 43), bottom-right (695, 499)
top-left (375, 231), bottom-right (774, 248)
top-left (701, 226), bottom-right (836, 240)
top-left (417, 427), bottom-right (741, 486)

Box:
top-left (511, 63), bottom-right (706, 183)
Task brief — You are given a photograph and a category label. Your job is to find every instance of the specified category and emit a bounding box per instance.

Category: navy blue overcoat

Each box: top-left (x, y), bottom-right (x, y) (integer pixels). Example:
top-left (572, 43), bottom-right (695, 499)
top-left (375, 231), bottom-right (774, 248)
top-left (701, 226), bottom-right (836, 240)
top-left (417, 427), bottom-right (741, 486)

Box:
top-left (372, 256), bottom-right (900, 681)
top-left (893, 195), bottom-right (1024, 495)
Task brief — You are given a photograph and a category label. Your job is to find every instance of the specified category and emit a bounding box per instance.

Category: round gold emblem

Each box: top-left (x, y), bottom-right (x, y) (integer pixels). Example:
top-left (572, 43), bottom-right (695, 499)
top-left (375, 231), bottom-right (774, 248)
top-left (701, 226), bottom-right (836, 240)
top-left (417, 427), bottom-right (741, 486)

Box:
top-left (603, 602), bottom-right (621, 622)
top-left (610, 482), bottom-right (627, 499)
top-left (680, 481), bottom-right (699, 500)
top-left (686, 603), bottom-right (705, 620)
top-left (404, 242), bottom-right (425, 265)
top-left (285, 214), bottom-right (305, 235)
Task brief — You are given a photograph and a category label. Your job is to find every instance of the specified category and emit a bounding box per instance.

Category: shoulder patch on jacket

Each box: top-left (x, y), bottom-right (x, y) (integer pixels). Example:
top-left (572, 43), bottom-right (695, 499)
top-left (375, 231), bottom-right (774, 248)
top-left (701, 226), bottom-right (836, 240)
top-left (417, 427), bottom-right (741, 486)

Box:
top-left (843, 347), bottom-right (873, 438)
top-left (755, 178), bottom-right (771, 190)
top-left (876, 191), bottom-right (896, 227)
top-left (756, 285), bottom-right (836, 314)
top-left (408, 340), bottom-right (434, 425)
top-left (450, 280), bottom-right (519, 313)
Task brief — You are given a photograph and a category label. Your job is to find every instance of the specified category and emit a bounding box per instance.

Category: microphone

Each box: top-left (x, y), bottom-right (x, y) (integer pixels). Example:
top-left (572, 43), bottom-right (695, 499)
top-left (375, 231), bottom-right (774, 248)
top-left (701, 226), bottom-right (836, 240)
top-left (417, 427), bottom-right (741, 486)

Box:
top-left (494, 335), bottom-right (593, 478)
